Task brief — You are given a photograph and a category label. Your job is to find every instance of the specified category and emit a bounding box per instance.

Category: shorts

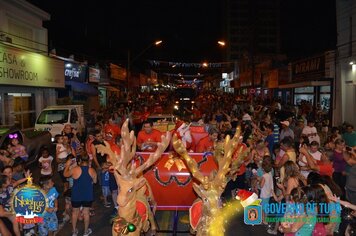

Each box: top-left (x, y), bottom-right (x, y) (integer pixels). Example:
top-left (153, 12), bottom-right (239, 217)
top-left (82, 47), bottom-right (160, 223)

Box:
top-left (38, 212), bottom-right (58, 236)
top-left (71, 201), bottom-right (93, 208)
top-left (102, 186), bottom-right (110, 197)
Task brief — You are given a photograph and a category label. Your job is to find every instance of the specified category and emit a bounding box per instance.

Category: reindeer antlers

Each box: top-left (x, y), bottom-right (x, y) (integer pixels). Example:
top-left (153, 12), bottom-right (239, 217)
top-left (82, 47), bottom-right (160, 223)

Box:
top-left (173, 127), bottom-right (242, 191)
top-left (172, 134), bottom-right (208, 188)
top-left (212, 126), bottom-right (241, 189)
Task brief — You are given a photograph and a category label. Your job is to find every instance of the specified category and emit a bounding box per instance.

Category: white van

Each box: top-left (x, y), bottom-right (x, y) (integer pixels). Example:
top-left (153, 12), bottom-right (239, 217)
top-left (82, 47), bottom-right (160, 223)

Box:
top-left (35, 105), bottom-right (85, 140)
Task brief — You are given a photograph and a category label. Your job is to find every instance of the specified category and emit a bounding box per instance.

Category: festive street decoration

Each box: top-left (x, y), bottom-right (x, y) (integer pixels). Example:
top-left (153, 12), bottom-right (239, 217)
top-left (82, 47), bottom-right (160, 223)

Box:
top-left (235, 189), bottom-right (260, 208)
top-left (96, 119), bottom-right (171, 236)
top-left (149, 60), bottom-right (233, 68)
top-left (172, 127), bottom-right (243, 236)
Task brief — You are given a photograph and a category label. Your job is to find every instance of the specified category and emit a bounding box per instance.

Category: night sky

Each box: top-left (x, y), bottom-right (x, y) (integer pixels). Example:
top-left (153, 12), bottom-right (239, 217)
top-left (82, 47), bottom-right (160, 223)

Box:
top-left (28, 0), bottom-right (336, 65)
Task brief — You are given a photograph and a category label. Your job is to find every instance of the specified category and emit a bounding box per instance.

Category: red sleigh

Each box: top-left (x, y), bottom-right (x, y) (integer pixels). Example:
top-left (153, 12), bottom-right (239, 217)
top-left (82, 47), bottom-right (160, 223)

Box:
top-left (137, 152), bottom-right (218, 211)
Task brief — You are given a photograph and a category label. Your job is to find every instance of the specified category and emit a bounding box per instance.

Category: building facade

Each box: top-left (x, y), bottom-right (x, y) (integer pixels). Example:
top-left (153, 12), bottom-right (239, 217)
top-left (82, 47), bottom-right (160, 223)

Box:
top-left (0, 0), bottom-right (64, 129)
top-left (335, 0), bottom-right (356, 127)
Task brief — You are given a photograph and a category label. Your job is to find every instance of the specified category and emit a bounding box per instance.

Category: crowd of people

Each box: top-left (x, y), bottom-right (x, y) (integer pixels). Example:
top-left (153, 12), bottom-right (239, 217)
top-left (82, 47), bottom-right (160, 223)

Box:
top-left (0, 90), bottom-right (354, 236)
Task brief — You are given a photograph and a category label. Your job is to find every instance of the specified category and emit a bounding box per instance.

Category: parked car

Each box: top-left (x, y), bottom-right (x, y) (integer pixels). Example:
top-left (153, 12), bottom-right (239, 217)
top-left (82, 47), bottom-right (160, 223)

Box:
top-left (0, 127), bottom-right (52, 166)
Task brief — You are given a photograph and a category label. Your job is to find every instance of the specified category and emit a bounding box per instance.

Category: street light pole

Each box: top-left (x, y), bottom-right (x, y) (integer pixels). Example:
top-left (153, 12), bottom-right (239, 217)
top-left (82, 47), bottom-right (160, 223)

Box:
top-left (126, 40), bottom-right (162, 93)
top-left (126, 50), bottom-right (130, 93)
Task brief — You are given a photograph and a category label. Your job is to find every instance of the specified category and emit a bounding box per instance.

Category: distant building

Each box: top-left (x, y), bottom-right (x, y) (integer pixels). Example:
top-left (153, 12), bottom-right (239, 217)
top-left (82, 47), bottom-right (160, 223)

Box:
top-left (223, 0), bottom-right (281, 61)
top-left (335, 0), bottom-right (356, 127)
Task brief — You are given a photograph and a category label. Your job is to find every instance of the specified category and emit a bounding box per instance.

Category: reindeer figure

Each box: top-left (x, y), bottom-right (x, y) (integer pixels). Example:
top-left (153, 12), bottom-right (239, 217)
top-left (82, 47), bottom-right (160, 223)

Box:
top-left (96, 119), bottom-right (171, 236)
top-left (173, 127), bottom-right (243, 236)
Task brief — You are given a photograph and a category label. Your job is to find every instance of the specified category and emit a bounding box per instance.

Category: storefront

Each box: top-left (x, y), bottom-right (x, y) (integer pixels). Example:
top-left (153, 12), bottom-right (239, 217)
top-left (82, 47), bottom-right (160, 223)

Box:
top-left (0, 43), bottom-right (64, 129)
top-left (57, 61), bottom-right (99, 111)
top-left (279, 52), bottom-right (335, 120)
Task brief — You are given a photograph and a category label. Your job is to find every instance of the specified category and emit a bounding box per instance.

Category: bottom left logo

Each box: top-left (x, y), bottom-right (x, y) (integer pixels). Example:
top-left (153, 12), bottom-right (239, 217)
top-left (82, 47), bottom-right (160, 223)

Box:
top-left (11, 177), bottom-right (47, 224)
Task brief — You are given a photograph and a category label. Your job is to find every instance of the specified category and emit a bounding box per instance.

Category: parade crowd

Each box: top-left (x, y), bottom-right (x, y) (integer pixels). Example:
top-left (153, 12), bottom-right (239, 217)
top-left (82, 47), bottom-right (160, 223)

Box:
top-left (0, 90), bottom-right (355, 236)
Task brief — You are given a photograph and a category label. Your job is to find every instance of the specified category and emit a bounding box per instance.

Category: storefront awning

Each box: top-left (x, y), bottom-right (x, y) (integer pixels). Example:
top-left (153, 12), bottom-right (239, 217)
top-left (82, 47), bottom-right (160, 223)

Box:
top-left (66, 81), bottom-right (98, 95)
top-left (279, 80), bottom-right (331, 89)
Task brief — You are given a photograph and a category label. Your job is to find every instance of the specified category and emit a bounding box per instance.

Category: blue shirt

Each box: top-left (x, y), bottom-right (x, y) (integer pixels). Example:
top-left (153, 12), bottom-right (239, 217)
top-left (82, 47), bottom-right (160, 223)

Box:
top-left (72, 166), bottom-right (94, 202)
top-left (101, 171), bottom-right (110, 187)
top-left (43, 187), bottom-right (59, 217)
top-left (265, 134), bottom-right (275, 157)
top-left (47, 187), bottom-right (59, 208)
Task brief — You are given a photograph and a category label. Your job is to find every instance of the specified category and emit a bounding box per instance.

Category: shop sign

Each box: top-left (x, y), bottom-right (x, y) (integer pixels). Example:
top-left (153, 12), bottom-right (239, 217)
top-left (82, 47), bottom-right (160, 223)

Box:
top-left (0, 44), bottom-right (64, 88)
top-left (292, 55), bottom-right (325, 81)
top-left (110, 63), bottom-right (126, 81)
top-left (64, 62), bottom-right (87, 82)
top-left (89, 67), bottom-right (100, 83)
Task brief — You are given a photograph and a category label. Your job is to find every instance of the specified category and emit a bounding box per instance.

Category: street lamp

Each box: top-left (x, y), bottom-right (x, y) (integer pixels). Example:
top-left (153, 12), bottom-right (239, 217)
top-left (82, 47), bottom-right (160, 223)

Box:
top-left (218, 40), bottom-right (226, 46)
top-left (126, 40), bottom-right (163, 92)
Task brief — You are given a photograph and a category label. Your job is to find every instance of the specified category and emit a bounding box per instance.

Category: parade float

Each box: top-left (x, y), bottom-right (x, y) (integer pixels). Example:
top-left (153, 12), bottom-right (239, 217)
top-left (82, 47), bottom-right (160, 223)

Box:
top-left (97, 120), bottom-right (247, 236)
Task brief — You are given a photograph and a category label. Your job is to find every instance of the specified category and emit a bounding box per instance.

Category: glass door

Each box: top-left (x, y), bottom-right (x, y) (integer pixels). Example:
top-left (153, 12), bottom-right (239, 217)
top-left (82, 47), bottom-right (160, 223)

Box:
top-left (7, 93), bottom-right (36, 129)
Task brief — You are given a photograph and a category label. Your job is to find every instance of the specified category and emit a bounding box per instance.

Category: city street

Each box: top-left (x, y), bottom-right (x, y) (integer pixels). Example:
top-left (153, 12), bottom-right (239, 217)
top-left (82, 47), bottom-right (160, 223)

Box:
top-left (1, 0), bottom-right (356, 236)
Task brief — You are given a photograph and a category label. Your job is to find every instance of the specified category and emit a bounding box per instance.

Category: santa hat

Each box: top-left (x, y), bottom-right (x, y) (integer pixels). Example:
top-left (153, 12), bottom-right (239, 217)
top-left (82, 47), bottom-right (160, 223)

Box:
top-left (235, 189), bottom-right (259, 208)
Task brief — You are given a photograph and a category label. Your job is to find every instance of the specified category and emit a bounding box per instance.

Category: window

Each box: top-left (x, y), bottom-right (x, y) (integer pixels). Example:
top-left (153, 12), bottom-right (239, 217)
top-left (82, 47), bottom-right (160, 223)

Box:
top-left (37, 110), bottom-right (69, 125)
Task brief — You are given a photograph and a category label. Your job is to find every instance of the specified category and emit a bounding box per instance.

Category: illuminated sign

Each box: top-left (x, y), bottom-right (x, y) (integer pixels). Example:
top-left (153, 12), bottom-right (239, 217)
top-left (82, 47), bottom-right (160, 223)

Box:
top-left (0, 44), bottom-right (64, 88)
top-left (11, 177), bottom-right (47, 224)
top-left (89, 67), bottom-right (100, 83)
top-left (64, 62), bottom-right (87, 82)
top-left (110, 63), bottom-right (126, 81)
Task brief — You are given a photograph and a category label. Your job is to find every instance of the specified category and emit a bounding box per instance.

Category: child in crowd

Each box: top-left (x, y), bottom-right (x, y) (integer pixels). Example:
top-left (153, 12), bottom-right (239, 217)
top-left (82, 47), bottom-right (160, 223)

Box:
top-left (109, 170), bottom-right (118, 211)
top-left (56, 134), bottom-right (69, 192)
top-left (12, 158), bottom-right (26, 181)
top-left (101, 162), bottom-right (111, 208)
top-left (259, 157), bottom-right (274, 225)
top-left (0, 171), bottom-right (31, 236)
top-left (38, 176), bottom-right (59, 236)
top-left (0, 149), bottom-right (12, 166)
top-left (9, 137), bottom-right (28, 162)
top-left (38, 147), bottom-right (54, 177)
top-left (66, 154), bottom-right (78, 189)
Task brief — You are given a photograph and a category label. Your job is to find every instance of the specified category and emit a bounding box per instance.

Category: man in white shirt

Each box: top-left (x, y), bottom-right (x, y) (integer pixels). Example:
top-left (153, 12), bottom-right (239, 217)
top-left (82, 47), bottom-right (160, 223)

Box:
top-left (298, 141), bottom-right (322, 178)
top-left (302, 119), bottom-right (320, 145)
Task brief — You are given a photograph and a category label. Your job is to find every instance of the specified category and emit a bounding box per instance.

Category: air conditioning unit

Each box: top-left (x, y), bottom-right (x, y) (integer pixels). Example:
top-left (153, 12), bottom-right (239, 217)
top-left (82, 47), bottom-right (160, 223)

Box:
top-left (0, 34), bottom-right (12, 43)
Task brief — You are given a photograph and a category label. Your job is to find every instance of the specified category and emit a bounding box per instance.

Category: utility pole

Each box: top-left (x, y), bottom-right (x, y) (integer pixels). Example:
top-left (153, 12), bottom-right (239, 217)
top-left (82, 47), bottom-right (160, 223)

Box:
top-left (127, 50), bottom-right (130, 94)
